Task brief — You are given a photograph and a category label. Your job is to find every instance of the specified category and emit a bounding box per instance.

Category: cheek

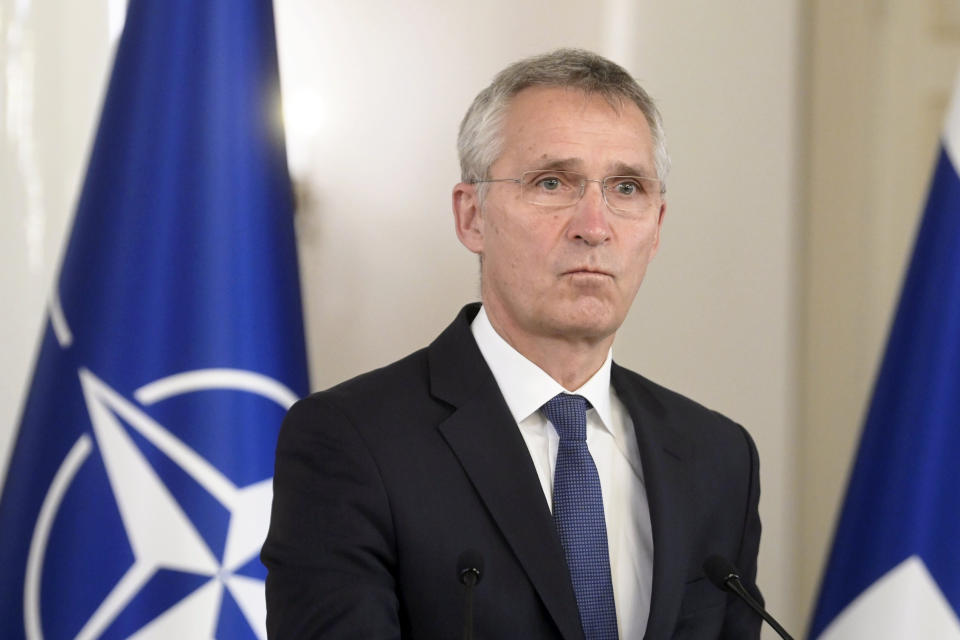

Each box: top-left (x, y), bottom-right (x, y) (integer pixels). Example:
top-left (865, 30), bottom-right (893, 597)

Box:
top-left (482, 205), bottom-right (566, 286)
top-left (491, 216), bottom-right (551, 260)
top-left (622, 228), bottom-right (661, 284)
top-left (634, 221), bottom-right (662, 255)
top-left (483, 219), bottom-right (527, 282)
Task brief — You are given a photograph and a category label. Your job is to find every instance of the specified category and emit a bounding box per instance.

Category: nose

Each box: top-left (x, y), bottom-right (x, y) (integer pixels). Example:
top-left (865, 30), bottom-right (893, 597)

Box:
top-left (568, 179), bottom-right (611, 246)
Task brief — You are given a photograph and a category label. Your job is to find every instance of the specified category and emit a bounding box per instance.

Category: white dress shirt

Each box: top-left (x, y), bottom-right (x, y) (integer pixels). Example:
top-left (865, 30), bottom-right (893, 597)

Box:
top-left (471, 307), bottom-right (653, 639)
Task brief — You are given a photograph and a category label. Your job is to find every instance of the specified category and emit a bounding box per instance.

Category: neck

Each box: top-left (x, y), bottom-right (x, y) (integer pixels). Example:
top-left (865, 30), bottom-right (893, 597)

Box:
top-left (484, 308), bottom-right (614, 391)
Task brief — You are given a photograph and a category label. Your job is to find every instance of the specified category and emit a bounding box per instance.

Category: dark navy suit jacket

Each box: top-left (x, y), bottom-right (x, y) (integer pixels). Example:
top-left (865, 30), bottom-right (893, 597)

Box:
top-left (262, 303), bottom-right (762, 639)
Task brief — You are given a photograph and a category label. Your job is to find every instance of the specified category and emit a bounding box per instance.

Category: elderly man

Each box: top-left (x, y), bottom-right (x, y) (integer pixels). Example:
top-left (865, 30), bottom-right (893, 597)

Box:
top-left (262, 48), bottom-right (762, 639)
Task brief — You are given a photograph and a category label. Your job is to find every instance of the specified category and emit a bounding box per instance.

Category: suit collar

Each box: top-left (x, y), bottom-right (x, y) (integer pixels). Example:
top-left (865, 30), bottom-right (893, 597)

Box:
top-left (427, 303), bottom-right (490, 408)
top-left (470, 305), bottom-right (617, 433)
top-left (611, 364), bottom-right (693, 639)
top-left (429, 304), bottom-right (584, 640)
top-left (429, 306), bottom-right (698, 639)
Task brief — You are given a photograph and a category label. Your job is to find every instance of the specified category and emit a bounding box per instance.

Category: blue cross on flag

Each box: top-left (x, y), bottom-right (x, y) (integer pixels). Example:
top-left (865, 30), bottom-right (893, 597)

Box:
top-left (809, 69), bottom-right (960, 639)
top-left (0, 1), bottom-right (309, 638)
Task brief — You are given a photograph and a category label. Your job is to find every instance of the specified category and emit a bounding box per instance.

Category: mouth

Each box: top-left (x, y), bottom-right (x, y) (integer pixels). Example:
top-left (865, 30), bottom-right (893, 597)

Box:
top-left (563, 268), bottom-right (614, 278)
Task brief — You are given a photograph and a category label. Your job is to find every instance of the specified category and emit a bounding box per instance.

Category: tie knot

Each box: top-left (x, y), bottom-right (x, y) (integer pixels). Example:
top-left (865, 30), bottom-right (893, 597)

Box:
top-left (542, 393), bottom-right (588, 441)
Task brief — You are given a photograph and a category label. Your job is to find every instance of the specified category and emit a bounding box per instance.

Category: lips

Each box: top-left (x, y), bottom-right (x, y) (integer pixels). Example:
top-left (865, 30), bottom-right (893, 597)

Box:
top-left (564, 268), bottom-right (613, 277)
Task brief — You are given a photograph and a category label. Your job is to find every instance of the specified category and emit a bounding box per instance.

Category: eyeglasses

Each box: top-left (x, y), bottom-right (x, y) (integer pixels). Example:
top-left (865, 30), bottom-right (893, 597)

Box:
top-left (471, 169), bottom-right (663, 217)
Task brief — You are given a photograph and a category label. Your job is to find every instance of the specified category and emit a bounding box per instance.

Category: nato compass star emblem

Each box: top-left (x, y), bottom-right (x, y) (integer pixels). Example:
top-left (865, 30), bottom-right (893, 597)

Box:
top-left (24, 362), bottom-right (297, 639)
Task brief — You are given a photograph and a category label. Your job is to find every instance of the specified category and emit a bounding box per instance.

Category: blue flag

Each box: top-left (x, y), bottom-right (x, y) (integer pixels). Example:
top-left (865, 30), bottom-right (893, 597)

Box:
top-left (0, 1), bottom-right (309, 638)
top-left (809, 76), bottom-right (960, 638)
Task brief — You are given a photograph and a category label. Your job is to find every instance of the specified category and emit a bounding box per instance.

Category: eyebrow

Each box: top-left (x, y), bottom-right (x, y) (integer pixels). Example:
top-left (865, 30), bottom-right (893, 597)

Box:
top-left (532, 157), bottom-right (655, 178)
top-left (534, 158), bottom-right (583, 172)
top-left (609, 161), bottom-right (655, 178)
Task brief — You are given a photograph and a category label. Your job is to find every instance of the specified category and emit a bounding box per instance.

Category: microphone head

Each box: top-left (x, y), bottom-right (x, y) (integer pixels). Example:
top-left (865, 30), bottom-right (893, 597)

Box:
top-left (457, 549), bottom-right (484, 585)
top-left (703, 555), bottom-right (740, 590)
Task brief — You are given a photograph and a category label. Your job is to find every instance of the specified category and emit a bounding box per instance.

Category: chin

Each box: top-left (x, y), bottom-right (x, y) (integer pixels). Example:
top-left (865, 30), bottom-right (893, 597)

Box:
top-left (547, 302), bottom-right (623, 340)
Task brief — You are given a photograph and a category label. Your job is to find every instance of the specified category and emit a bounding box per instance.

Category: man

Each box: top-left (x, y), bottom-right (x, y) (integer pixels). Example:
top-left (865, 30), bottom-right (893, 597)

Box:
top-left (262, 49), bottom-right (762, 639)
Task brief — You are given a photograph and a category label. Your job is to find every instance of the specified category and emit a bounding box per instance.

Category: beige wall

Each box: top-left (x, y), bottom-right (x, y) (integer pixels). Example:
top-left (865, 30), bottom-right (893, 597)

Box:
top-left (0, 4), bottom-right (115, 482)
top-left (800, 1), bottom-right (960, 634)
top-left (277, 1), bottom-right (801, 635)
top-left (4, 1), bottom-right (898, 637)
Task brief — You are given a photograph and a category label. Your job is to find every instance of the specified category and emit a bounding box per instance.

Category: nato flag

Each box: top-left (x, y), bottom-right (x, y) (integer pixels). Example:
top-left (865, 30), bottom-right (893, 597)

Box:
top-left (0, 1), bottom-right (309, 638)
top-left (809, 73), bottom-right (960, 638)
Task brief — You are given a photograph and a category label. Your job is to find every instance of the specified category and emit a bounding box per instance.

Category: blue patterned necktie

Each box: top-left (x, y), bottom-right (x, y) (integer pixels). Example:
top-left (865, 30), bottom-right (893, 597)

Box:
top-left (543, 393), bottom-right (619, 640)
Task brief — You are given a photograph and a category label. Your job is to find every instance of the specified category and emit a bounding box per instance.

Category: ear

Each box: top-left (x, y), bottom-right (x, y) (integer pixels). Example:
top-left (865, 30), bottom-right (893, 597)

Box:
top-left (452, 182), bottom-right (484, 254)
top-left (649, 200), bottom-right (667, 260)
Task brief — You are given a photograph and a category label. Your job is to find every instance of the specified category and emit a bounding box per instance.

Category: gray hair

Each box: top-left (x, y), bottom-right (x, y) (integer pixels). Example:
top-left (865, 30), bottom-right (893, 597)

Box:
top-left (457, 48), bottom-right (670, 195)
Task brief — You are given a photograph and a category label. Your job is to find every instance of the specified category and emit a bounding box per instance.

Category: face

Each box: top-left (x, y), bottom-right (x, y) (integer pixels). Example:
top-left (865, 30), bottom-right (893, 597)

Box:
top-left (453, 86), bottom-right (666, 347)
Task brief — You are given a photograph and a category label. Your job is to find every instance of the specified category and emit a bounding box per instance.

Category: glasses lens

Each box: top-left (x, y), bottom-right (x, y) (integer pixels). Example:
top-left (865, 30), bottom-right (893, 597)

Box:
top-left (603, 176), bottom-right (660, 215)
top-left (520, 170), bottom-right (583, 206)
top-left (518, 170), bottom-right (661, 216)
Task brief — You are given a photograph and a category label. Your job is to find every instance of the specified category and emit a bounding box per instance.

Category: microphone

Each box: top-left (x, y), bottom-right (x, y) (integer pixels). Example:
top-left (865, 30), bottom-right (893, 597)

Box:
top-left (457, 550), bottom-right (484, 640)
top-left (703, 555), bottom-right (794, 640)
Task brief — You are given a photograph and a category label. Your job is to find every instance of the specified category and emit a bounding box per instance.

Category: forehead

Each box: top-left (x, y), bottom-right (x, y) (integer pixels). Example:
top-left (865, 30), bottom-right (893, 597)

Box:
top-left (496, 86), bottom-right (656, 174)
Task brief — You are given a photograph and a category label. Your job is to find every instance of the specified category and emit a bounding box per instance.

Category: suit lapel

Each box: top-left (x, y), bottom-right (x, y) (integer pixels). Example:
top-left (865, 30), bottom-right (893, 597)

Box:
top-left (612, 365), bottom-right (693, 640)
top-left (429, 305), bottom-right (584, 640)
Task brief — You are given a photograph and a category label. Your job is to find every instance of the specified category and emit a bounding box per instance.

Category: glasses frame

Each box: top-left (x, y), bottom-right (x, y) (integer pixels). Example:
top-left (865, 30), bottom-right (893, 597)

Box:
top-left (471, 169), bottom-right (663, 216)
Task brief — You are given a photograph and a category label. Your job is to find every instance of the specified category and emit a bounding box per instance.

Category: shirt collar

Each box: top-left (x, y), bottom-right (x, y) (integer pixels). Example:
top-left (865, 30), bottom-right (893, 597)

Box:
top-left (470, 306), bottom-right (614, 432)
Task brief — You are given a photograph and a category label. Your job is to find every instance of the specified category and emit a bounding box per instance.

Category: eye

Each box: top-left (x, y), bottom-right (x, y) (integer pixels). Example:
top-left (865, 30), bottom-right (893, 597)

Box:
top-left (523, 171), bottom-right (579, 195)
top-left (608, 177), bottom-right (645, 197)
top-left (539, 177), bottom-right (561, 190)
top-left (520, 171), bottom-right (581, 206)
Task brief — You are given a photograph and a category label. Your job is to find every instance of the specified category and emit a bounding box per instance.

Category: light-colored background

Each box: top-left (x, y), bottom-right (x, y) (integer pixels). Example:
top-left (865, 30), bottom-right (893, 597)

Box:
top-left (3, 1), bottom-right (957, 637)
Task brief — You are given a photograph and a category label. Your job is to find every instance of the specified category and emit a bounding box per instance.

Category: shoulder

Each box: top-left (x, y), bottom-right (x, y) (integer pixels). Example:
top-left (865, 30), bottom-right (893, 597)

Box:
top-left (324, 346), bottom-right (432, 405)
top-left (612, 362), bottom-right (758, 461)
top-left (285, 303), bottom-right (487, 439)
top-left (284, 345), bottom-right (442, 434)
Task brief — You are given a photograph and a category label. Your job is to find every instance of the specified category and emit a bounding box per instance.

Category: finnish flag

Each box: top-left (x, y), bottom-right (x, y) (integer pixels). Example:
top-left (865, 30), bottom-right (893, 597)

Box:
top-left (809, 71), bottom-right (960, 638)
top-left (0, 1), bottom-right (309, 638)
